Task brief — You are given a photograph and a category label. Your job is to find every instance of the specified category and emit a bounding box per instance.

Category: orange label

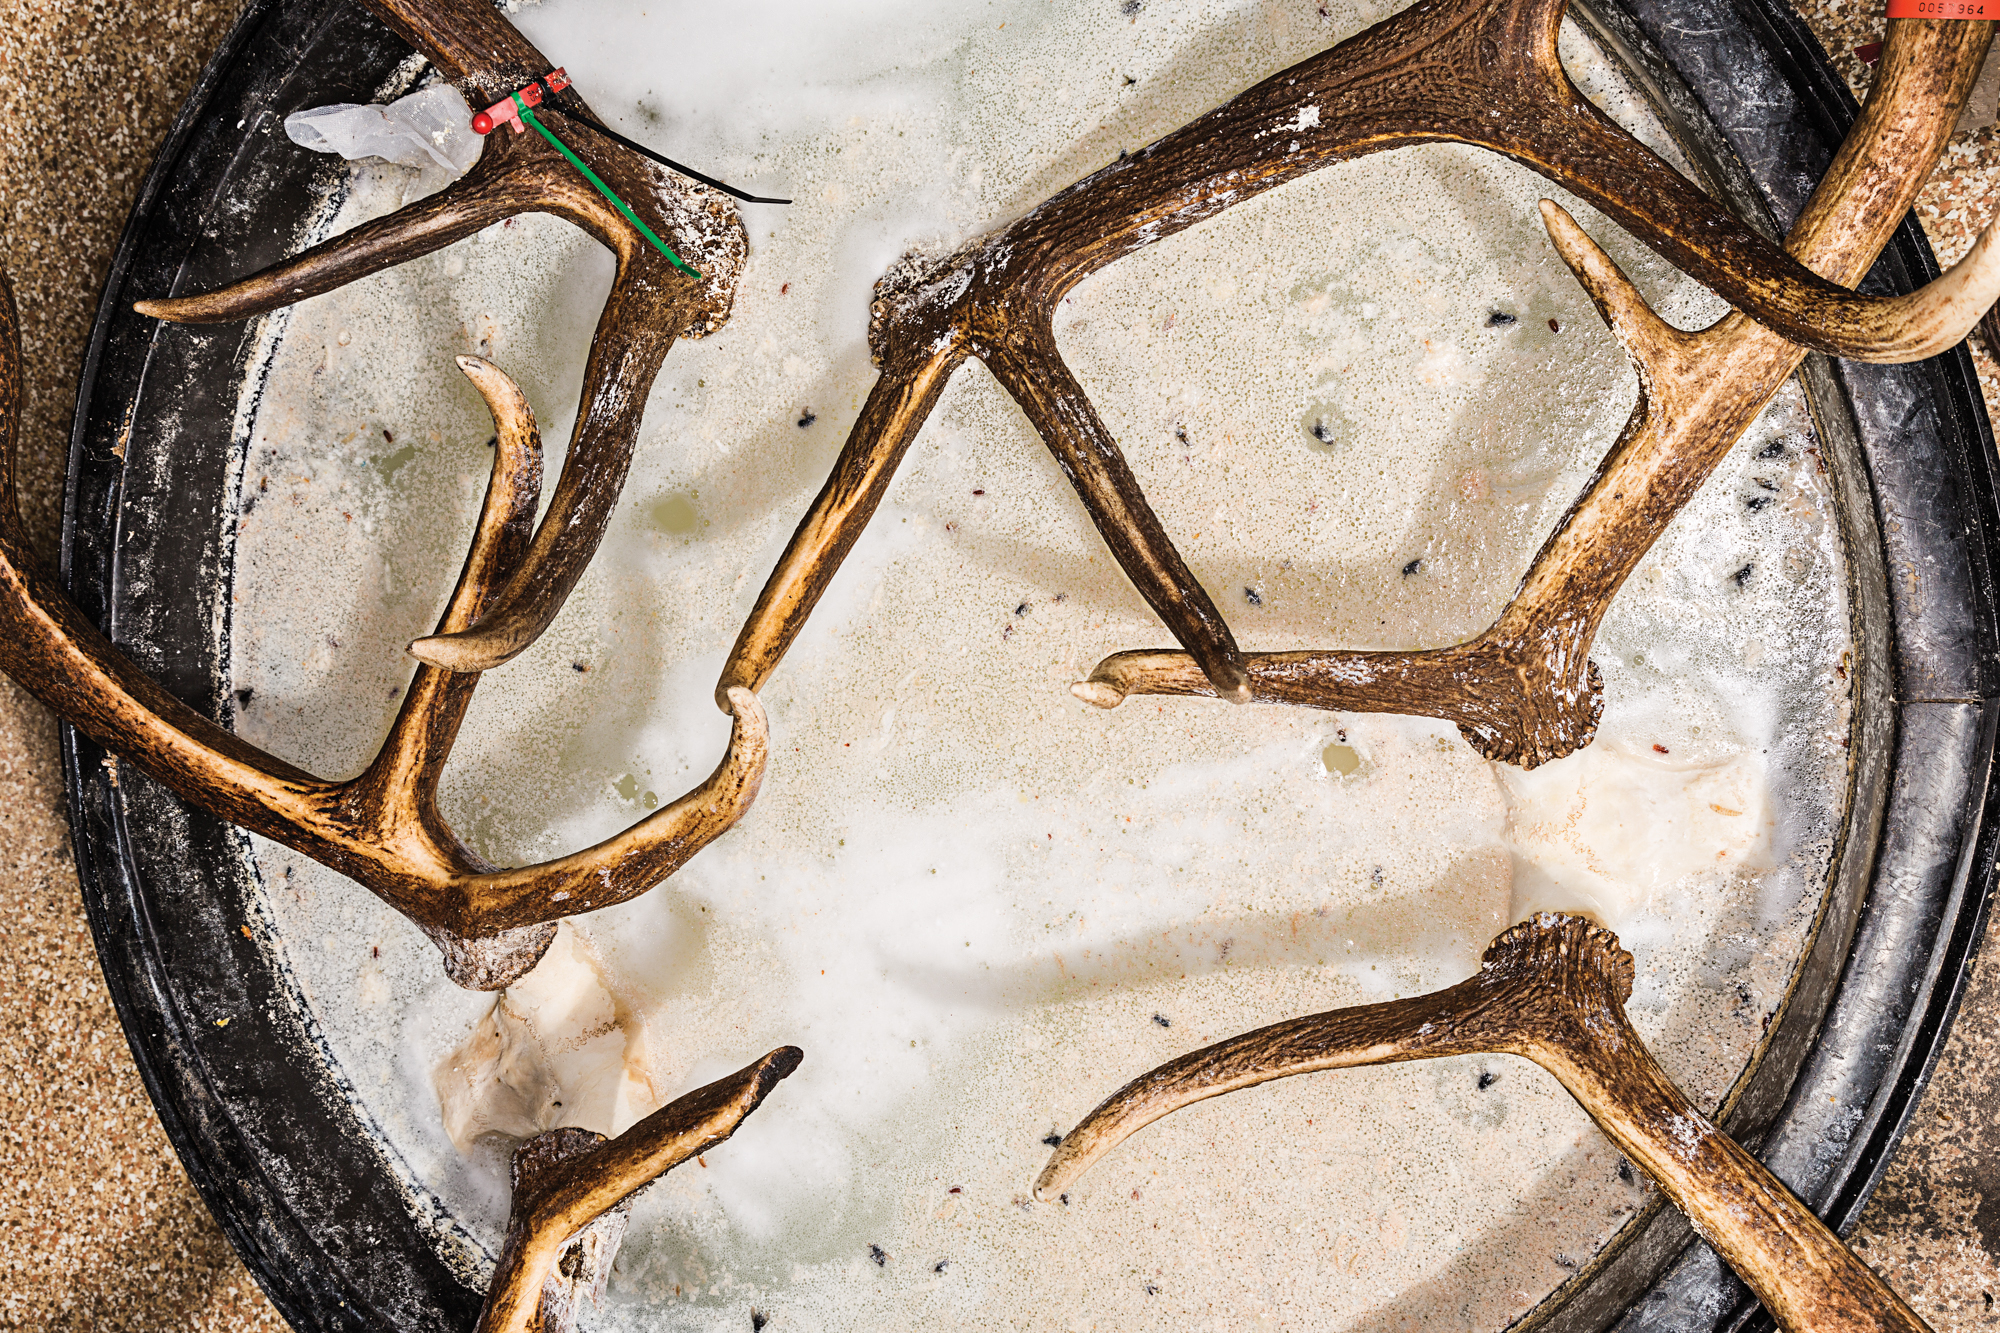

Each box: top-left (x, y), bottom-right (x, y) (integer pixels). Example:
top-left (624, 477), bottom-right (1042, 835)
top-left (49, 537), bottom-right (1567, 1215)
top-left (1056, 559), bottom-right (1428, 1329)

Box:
top-left (1885, 0), bottom-right (1991, 15)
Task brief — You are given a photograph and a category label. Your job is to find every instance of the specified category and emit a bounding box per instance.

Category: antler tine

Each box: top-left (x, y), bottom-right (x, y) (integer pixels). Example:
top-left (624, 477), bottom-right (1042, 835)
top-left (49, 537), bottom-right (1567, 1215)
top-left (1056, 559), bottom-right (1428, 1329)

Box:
top-left (985, 325), bottom-right (1250, 701)
top-left (346, 355), bottom-right (542, 817)
top-left (1035, 973), bottom-right (1509, 1196)
top-left (1537, 200), bottom-right (1703, 384)
top-left (1852, 221), bottom-right (2000, 363)
top-left (718, 342), bottom-right (966, 699)
top-left (476, 1046), bottom-right (804, 1333)
top-left (1075, 18), bottom-right (1988, 770)
top-left (1799, 27), bottom-right (1993, 274)
top-left (407, 265), bottom-right (678, 672)
top-left (447, 684), bottom-right (768, 936)
top-left (132, 165), bottom-right (525, 325)
top-left (1039, 915), bottom-right (1934, 1333)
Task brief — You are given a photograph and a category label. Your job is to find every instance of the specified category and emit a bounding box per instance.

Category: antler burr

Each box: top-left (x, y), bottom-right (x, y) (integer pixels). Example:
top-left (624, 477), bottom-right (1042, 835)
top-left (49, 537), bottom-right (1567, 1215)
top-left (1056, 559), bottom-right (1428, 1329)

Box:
top-left (476, 1046), bottom-right (803, 1333)
top-left (0, 279), bottom-right (765, 988)
top-left (1038, 915), bottom-right (1931, 1333)
top-left (716, 0), bottom-right (2000, 718)
top-left (134, 0), bottom-right (748, 676)
top-left (1072, 16), bottom-right (1992, 767)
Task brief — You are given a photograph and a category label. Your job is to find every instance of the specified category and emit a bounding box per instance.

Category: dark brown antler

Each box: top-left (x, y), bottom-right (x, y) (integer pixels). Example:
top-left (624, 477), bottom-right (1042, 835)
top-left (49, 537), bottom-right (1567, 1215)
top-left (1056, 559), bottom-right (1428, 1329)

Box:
top-left (715, 2), bottom-right (2000, 716)
top-left (0, 281), bottom-right (765, 988)
top-left (476, 1046), bottom-right (803, 1333)
top-left (1038, 915), bottom-right (1931, 1333)
top-left (1071, 17), bottom-right (1990, 767)
top-left (135, 0), bottom-right (747, 675)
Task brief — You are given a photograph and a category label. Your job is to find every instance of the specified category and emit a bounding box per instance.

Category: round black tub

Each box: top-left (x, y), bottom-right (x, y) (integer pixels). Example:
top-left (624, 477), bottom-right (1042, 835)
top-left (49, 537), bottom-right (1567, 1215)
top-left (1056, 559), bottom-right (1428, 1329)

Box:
top-left (57, 0), bottom-right (2000, 1329)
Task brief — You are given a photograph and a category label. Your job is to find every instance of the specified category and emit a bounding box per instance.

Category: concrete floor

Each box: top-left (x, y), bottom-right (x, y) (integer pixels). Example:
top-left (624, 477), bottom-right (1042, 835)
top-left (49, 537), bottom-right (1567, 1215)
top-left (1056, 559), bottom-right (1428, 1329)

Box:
top-left (0, 0), bottom-right (1993, 1328)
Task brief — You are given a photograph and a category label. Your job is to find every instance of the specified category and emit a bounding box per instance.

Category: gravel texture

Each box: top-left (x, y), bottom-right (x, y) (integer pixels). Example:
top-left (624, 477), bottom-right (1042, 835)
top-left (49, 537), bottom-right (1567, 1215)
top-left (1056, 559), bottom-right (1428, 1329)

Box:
top-left (0, 0), bottom-right (1992, 1329)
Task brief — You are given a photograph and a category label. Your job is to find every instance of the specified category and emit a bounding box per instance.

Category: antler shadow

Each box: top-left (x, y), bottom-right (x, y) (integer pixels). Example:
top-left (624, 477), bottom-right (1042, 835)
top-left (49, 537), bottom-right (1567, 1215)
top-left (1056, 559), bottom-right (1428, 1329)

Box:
top-left (715, 5), bottom-right (2000, 720)
top-left (1038, 914), bottom-right (1932, 1333)
top-left (1071, 17), bottom-right (1991, 767)
top-left (135, 0), bottom-right (749, 675)
top-left (475, 1045), bottom-right (802, 1333)
top-left (0, 289), bottom-right (765, 988)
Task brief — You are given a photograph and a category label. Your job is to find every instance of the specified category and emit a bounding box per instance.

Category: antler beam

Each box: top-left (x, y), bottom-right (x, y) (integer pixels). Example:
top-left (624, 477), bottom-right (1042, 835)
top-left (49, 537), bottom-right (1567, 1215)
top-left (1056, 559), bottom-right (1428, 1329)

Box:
top-left (136, 0), bottom-right (747, 675)
top-left (716, 0), bottom-right (2000, 717)
top-left (1072, 17), bottom-right (1991, 767)
top-left (1038, 915), bottom-right (1931, 1333)
top-left (476, 1046), bottom-right (803, 1333)
top-left (0, 282), bottom-right (765, 988)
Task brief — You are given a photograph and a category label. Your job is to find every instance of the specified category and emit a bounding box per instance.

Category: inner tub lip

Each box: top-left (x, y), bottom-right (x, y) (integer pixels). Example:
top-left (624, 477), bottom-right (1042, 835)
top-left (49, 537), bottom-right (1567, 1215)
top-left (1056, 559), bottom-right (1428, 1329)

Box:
top-left (56, 0), bottom-right (2000, 1329)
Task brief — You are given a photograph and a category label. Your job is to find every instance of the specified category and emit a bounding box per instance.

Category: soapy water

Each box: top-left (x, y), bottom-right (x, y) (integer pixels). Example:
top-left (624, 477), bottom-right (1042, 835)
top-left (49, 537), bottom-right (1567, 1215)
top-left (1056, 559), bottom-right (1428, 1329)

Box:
top-left (224, 0), bottom-right (1852, 1327)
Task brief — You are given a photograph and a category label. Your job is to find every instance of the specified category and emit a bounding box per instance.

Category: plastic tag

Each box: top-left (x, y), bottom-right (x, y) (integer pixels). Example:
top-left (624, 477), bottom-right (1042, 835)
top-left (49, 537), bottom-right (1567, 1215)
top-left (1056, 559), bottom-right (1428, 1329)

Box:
top-left (1884, 0), bottom-right (1991, 18)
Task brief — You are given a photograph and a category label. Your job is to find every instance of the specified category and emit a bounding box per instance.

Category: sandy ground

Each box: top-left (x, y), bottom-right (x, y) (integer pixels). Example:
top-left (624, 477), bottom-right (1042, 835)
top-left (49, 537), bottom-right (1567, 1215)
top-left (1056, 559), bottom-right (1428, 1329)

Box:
top-left (0, 0), bottom-right (1992, 1327)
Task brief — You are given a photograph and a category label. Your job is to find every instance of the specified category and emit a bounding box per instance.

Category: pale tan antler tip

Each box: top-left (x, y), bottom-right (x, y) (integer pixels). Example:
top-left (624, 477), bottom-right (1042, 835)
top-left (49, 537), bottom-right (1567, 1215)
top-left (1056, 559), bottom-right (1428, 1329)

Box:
top-left (1035, 1130), bottom-right (1105, 1198)
top-left (1864, 215), bottom-right (2000, 364)
top-left (454, 353), bottom-right (536, 418)
top-left (1072, 679), bottom-right (1127, 709)
top-left (407, 626), bottom-right (513, 672)
top-left (131, 290), bottom-right (257, 325)
top-left (1537, 200), bottom-right (1682, 358)
top-left (1034, 1143), bottom-right (1079, 1200)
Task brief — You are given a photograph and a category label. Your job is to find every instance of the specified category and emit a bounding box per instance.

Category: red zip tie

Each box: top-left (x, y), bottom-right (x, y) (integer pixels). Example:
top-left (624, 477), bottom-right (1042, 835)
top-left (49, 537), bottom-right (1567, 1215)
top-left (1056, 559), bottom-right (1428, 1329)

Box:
top-left (471, 68), bottom-right (570, 135)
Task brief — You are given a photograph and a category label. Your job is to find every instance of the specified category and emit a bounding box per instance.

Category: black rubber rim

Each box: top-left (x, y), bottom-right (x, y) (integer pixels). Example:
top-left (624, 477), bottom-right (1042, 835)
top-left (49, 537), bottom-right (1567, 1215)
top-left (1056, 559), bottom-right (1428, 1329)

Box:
top-left (57, 1), bottom-right (1999, 1330)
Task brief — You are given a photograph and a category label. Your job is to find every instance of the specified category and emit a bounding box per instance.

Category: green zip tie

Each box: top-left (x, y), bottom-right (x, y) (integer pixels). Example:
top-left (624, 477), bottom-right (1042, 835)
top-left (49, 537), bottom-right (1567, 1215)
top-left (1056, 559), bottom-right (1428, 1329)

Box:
top-left (516, 95), bottom-right (703, 280)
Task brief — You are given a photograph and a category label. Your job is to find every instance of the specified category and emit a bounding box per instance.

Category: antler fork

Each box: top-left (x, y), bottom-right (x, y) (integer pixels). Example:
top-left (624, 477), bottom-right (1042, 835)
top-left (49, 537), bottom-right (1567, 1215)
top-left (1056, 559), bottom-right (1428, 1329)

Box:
top-left (1039, 915), bottom-right (1933, 1333)
top-left (136, 0), bottom-right (748, 675)
top-left (715, 0), bottom-right (2000, 719)
top-left (1071, 17), bottom-right (1991, 767)
top-left (0, 282), bottom-right (765, 988)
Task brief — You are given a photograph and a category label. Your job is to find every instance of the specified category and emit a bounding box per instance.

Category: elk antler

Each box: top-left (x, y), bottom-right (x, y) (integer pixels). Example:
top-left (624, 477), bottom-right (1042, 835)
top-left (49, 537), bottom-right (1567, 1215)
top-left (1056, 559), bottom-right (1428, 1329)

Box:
top-left (1070, 17), bottom-right (1991, 767)
top-left (0, 278), bottom-right (765, 988)
top-left (715, 2), bottom-right (2000, 715)
top-left (1037, 915), bottom-right (1931, 1333)
top-left (135, 0), bottom-right (748, 675)
top-left (475, 1045), bottom-right (803, 1333)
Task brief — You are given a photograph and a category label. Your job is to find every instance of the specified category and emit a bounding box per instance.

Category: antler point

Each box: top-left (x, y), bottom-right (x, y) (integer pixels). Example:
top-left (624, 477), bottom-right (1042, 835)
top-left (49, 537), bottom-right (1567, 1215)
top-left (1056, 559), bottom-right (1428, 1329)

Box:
top-left (1072, 679), bottom-right (1126, 709)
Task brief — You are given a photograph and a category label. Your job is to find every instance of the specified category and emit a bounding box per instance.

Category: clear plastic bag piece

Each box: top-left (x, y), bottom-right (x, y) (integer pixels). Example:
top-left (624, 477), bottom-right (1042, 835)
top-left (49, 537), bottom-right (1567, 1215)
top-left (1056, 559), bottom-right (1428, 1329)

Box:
top-left (283, 84), bottom-right (482, 175)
